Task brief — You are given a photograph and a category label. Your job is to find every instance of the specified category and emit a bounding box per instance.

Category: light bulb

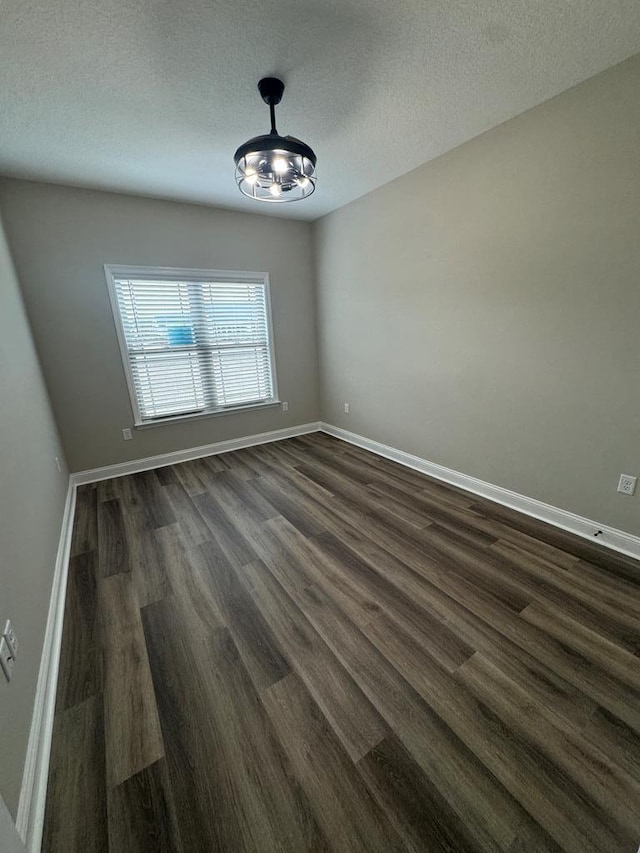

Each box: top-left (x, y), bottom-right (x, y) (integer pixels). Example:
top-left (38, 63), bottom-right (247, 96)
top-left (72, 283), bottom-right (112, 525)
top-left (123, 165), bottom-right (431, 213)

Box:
top-left (270, 183), bottom-right (282, 197)
top-left (296, 176), bottom-right (310, 189)
top-left (273, 158), bottom-right (288, 173)
top-left (244, 170), bottom-right (258, 185)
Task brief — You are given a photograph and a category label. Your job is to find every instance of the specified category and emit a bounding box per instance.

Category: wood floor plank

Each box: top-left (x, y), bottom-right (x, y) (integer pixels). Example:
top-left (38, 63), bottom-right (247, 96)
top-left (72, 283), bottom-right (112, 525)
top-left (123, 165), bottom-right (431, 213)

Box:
top-left (200, 452), bottom-right (232, 473)
top-left (154, 523), bottom-right (226, 639)
top-left (140, 524), bottom-right (175, 606)
top-left (97, 476), bottom-right (120, 502)
top-left (172, 459), bottom-right (209, 496)
top-left (580, 705), bottom-right (640, 785)
top-left (42, 695), bottom-right (108, 853)
top-left (129, 469), bottom-right (176, 529)
top-left (457, 653), bottom-right (640, 843)
top-left (248, 452), bottom-right (340, 520)
top-left (361, 613), bottom-right (631, 853)
top-left (261, 516), bottom-right (384, 627)
top-left (449, 536), bottom-right (640, 654)
top-left (310, 529), bottom-right (475, 672)
top-left (293, 431), bottom-right (347, 454)
top-left (70, 483), bottom-right (98, 556)
top-left (275, 462), bottom-right (461, 575)
top-left (403, 523), bottom-right (532, 613)
top-left (155, 464), bottom-right (179, 485)
top-left (247, 474), bottom-right (327, 537)
top-left (367, 481), bottom-right (497, 547)
top-left (258, 559), bottom-right (542, 851)
top-left (570, 557), bottom-right (640, 598)
top-left (121, 508), bottom-right (172, 607)
top-left (100, 572), bottom-right (164, 786)
top-left (302, 439), bottom-right (504, 555)
top-left (46, 434), bottom-right (640, 852)
top-left (449, 584), bottom-right (640, 735)
top-left (107, 759), bottom-right (183, 853)
top-left (97, 497), bottom-right (129, 577)
top-left (210, 449), bottom-right (256, 481)
top-left (55, 550), bottom-right (102, 710)
top-left (336, 512), bottom-right (640, 734)
top-left (340, 442), bottom-right (475, 504)
top-left (229, 446), bottom-right (282, 478)
top-left (480, 518), bottom-right (580, 569)
top-left (142, 601), bottom-right (329, 852)
top-left (263, 672), bottom-right (406, 852)
top-left (111, 471), bottom-right (146, 513)
top-left (363, 483), bottom-right (437, 529)
top-left (296, 457), bottom-right (438, 534)
top-left (356, 734), bottom-right (480, 853)
top-left (492, 539), bottom-right (640, 620)
top-left (161, 481), bottom-right (212, 546)
top-left (200, 467), bottom-right (279, 526)
top-left (196, 539), bottom-right (291, 692)
top-left (141, 601), bottom-right (249, 852)
top-left (319, 520), bottom-right (601, 727)
top-left (469, 497), bottom-right (640, 580)
top-left (342, 461), bottom-right (574, 568)
top-left (241, 558), bottom-right (388, 761)
top-left (521, 600), bottom-right (640, 690)
top-left (314, 440), bottom-right (437, 494)
top-left (424, 525), bottom-right (627, 640)
top-left (249, 440), bottom-right (304, 469)
top-left (254, 461), bottom-right (353, 533)
top-left (192, 490), bottom-right (257, 568)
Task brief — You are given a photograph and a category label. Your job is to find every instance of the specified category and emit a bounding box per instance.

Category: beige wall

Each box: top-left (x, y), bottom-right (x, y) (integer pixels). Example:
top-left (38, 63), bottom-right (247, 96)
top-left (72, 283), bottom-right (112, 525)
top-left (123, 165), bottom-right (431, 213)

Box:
top-left (0, 181), bottom-right (319, 472)
top-left (314, 54), bottom-right (640, 537)
top-left (0, 210), bottom-right (69, 818)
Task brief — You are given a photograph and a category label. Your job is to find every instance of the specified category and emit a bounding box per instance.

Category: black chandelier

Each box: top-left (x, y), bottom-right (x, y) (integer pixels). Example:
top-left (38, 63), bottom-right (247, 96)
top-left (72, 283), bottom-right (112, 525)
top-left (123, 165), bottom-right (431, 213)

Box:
top-left (234, 77), bottom-right (317, 203)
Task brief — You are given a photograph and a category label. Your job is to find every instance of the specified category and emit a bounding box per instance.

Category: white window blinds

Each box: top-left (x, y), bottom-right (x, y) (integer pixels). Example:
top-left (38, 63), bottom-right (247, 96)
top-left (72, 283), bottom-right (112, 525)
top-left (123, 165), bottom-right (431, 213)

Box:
top-left (107, 268), bottom-right (276, 423)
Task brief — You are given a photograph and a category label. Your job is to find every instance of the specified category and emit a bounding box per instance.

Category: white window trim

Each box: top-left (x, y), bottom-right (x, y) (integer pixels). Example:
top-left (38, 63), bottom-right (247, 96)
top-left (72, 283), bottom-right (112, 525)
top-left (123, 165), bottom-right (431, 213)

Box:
top-left (104, 264), bottom-right (280, 428)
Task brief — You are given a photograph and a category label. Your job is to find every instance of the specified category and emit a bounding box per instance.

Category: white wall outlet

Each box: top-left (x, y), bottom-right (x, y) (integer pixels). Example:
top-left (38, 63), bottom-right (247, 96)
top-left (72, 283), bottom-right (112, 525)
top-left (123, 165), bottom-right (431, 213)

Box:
top-left (282, 401), bottom-right (289, 412)
top-left (3, 621), bottom-right (18, 660)
top-left (122, 427), bottom-right (132, 441)
top-left (0, 637), bottom-right (14, 682)
top-left (344, 402), bottom-right (350, 414)
top-left (617, 474), bottom-right (637, 495)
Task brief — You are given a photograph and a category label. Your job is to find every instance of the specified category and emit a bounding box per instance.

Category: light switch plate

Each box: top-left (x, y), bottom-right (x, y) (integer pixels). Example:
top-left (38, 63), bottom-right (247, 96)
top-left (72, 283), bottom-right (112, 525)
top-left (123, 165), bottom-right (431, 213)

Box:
top-left (3, 620), bottom-right (18, 659)
top-left (0, 637), bottom-right (14, 682)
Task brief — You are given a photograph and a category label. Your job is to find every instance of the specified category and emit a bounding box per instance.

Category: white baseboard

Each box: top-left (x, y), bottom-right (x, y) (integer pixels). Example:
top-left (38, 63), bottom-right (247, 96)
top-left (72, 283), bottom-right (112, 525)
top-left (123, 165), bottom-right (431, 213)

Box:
top-left (16, 479), bottom-right (76, 852)
top-left (321, 423), bottom-right (640, 562)
top-left (72, 422), bottom-right (322, 485)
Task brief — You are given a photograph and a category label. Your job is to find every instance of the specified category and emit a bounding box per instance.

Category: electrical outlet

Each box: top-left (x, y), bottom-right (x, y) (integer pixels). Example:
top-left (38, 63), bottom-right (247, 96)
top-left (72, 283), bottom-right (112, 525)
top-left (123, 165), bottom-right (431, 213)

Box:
top-left (55, 456), bottom-right (62, 473)
top-left (3, 621), bottom-right (18, 660)
top-left (0, 637), bottom-right (14, 682)
top-left (282, 401), bottom-right (289, 412)
top-left (617, 474), bottom-right (637, 496)
top-left (122, 428), bottom-right (132, 441)
top-left (344, 402), bottom-right (350, 414)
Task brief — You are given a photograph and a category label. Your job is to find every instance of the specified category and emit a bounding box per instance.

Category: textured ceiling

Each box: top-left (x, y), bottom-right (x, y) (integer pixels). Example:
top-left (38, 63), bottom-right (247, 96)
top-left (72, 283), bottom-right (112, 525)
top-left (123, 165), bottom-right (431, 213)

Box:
top-left (1, 1), bottom-right (640, 220)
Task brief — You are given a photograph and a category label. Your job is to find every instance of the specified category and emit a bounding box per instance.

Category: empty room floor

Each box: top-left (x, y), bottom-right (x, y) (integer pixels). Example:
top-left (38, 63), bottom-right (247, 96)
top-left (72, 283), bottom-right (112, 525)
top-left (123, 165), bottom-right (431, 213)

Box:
top-left (43, 433), bottom-right (640, 852)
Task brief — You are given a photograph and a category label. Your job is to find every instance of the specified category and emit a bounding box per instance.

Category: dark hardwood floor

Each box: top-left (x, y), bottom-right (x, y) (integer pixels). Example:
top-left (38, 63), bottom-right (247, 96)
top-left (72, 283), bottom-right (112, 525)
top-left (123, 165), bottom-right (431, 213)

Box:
top-left (43, 433), bottom-right (640, 852)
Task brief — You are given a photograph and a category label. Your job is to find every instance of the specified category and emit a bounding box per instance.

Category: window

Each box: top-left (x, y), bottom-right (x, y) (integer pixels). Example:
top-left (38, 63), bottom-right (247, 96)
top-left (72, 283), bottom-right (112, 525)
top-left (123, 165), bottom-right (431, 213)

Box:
top-left (105, 265), bottom-right (278, 426)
